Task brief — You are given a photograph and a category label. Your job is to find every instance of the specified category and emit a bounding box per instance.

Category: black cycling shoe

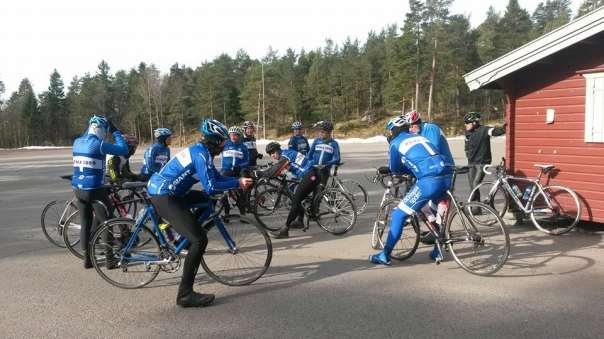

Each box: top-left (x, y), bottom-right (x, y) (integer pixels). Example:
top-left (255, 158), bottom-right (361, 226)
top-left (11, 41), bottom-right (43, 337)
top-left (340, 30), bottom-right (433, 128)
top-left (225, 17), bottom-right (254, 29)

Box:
top-left (420, 232), bottom-right (436, 245)
top-left (83, 257), bottom-right (93, 269)
top-left (270, 226), bottom-right (289, 239)
top-left (176, 292), bottom-right (215, 308)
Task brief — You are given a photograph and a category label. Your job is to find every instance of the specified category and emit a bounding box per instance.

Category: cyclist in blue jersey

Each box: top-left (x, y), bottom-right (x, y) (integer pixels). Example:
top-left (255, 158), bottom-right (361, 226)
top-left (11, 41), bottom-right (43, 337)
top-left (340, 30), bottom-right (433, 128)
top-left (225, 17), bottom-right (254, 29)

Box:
top-left (147, 119), bottom-right (253, 307)
top-left (72, 115), bottom-right (129, 268)
top-left (308, 121), bottom-right (340, 185)
top-left (288, 121), bottom-right (310, 155)
top-left (369, 121), bottom-right (452, 266)
top-left (402, 110), bottom-right (455, 245)
top-left (141, 127), bottom-right (172, 178)
top-left (221, 126), bottom-right (249, 177)
top-left (265, 141), bottom-right (317, 238)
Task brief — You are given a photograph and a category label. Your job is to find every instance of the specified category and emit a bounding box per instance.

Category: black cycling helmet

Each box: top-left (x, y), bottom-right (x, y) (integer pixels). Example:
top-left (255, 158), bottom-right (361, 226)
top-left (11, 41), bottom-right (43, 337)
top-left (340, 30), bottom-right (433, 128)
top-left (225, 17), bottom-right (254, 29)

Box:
top-left (265, 141), bottom-right (281, 154)
top-left (464, 112), bottom-right (481, 124)
top-left (318, 121), bottom-right (334, 132)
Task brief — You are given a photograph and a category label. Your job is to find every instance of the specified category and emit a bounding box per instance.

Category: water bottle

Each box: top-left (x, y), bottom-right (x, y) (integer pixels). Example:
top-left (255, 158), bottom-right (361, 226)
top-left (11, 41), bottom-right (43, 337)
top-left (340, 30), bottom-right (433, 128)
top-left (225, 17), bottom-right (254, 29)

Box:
top-left (522, 185), bottom-right (533, 200)
top-left (511, 184), bottom-right (522, 198)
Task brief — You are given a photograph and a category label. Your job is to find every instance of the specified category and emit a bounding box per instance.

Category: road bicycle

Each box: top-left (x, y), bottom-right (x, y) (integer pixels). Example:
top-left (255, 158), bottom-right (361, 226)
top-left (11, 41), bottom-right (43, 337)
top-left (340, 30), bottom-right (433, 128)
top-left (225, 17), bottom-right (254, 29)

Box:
top-left (52, 177), bottom-right (145, 258)
top-left (373, 166), bottom-right (510, 276)
top-left (88, 184), bottom-right (272, 289)
top-left (324, 163), bottom-right (368, 214)
top-left (253, 166), bottom-right (358, 235)
top-left (468, 158), bottom-right (581, 235)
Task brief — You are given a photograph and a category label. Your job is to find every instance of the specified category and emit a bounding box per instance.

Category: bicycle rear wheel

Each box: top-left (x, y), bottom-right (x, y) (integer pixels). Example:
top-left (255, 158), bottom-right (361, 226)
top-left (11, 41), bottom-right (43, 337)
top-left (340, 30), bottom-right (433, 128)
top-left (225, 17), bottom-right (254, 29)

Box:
top-left (314, 189), bottom-right (357, 235)
top-left (253, 188), bottom-right (292, 232)
top-left (90, 218), bottom-right (161, 289)
top-left (339, 179), bottom-right (368, 214)
top-left (530, 185), bottom-right (581, 235)
top-left (372, 198), bottom-right (420, 260)
top-left (446, 202), bottom-right (509, 276)
top-left (201, 215), bottom-right (272, 286)
top-left (468, 181), bottom-right (509, 218)
top-left (62, 209), bottom-right (84, 259)
top-left (41, 199), bottom-right (78, 248)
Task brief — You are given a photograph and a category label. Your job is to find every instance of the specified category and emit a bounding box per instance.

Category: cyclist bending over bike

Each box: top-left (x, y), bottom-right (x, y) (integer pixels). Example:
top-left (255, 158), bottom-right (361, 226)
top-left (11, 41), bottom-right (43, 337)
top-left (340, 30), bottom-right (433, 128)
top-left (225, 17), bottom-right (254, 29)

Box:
top-left (369, 121), bottom-right (452, 265)
top-left (107, 134), bottom-right (145, 183)
top-left (265, 141), bottom-right (317, 239)
top-left (72, 115), bottom-right (129, 269)
top-left (147, 119), bottom-right (253, 307)
top-left (308, 121), bottom-right (340, 186)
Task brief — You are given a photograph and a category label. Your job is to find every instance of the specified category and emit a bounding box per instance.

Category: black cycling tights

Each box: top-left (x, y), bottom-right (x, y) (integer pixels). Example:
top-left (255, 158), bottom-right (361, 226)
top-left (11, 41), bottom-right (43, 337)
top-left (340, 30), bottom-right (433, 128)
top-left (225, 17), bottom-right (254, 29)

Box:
top-left (287, 167), bottom-right (321, 227)
top-left (150, 191), bottom-right (209, 297)
top-left (73, 188), bottom-right (114, 260)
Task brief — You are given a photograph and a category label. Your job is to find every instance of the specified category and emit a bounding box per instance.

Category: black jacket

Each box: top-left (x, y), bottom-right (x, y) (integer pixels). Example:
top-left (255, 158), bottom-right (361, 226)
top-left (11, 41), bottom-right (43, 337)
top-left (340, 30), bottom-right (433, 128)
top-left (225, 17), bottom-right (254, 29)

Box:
top-left (464, 125), bottom-right (505, 165)
top-left (243, 135), bottom-right (261, 167)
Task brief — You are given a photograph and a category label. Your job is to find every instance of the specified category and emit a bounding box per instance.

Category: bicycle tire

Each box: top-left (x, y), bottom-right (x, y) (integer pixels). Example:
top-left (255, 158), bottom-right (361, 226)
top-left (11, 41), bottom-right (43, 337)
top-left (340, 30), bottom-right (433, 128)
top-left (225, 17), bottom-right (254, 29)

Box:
top-left (530, 185), bottom-right (581, 235)
top-left (200, 214), bottom-right (272, 286)
top-left (253, 187), bottom-right (292, 232)
top-left (90, 218), bottom-right (161, 289)
top-left (468, 181), bottom-right (509, 218)
top-left (339, 179), bottom-right (369, 214)
top-left (313, 188), bottom-right (357, 235)
top-left (62, 208), bottom-right (84, 259)
top-left (372, 198), bottom-right (420, 260)
top-left (41, 199), bottom-right (78, 248)
top-left (446, 201), bottom-right (509, 276)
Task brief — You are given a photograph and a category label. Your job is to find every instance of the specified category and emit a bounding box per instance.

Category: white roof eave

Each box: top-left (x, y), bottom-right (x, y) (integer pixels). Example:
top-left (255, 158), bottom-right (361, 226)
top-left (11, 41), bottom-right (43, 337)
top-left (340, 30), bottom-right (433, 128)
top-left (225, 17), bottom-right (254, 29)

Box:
top-left (464, 7), bottom-right (604, 91)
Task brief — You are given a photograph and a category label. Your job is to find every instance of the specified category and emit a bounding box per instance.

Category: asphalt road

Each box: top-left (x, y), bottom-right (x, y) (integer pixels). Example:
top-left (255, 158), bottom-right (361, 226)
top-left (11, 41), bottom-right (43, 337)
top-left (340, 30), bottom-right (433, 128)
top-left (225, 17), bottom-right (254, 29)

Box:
top-left (1, 137), bottom-right (603, 338)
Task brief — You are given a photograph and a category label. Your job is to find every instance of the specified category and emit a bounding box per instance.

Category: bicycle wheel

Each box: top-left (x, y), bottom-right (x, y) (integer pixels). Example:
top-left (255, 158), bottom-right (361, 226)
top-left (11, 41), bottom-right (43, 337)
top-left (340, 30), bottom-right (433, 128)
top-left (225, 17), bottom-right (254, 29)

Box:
top-left (253, 188), bottom-right (292, 232)
top-left (114, 189), bottom-right (143, 218)
top-left (90, 218), bottom-right (162, 289)
top-left (201, 214), bottom-right (272, 286)
top-left (468, 181), bottom-right (509, 218)
top-left (339, 179), bottom-right (368, 214)
top-left (372, 198), bottom-right (420, 260)
top-left (63, 208), bottom-right (84, 259)
top-left (314, 188), bottom-right (357, 235)
top-left (41, 199), bottom-right (78, 248)
top-left (530, 185), bottom-right (581, 235)
top-left (446, 202), bottom-right (509, 276)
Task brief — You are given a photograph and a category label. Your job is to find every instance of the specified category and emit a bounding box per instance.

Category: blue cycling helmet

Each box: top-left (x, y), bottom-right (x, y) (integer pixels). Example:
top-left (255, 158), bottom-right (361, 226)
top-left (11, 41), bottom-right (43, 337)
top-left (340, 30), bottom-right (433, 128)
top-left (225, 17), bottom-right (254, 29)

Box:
top-left (89, 114), bottom-right (108, 128)
top-left (386, 116), bottom-right (406, 131)
top-left (154, 127), bottom-right (172, 139)
top-left (200, 119), bottom-right (229, 143)
top-left (291, 121), bottom-right (303, 130)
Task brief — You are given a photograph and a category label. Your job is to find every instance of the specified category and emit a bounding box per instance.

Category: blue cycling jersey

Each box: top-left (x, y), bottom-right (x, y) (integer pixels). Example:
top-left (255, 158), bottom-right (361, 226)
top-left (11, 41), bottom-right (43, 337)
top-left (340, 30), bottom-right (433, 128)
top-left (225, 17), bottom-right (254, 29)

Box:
top-left (308, 138), bottom-right (340, 167)
top-left (420, 122), bottom-right (455, 166)
top-left (72, 130), bottom-right (129, 190)
top-left (220, 140), bottom-right (249, 172)
top-left (389, 132), bottom-right (448, 179)
top-left (141, 143), bottom-right (170, 175)
top-left (288, 135), bottom-right (310, 155)
top-left (281, 149), bottom-right (313, 177)
top-left (147, 142), bottom-right (239, 197)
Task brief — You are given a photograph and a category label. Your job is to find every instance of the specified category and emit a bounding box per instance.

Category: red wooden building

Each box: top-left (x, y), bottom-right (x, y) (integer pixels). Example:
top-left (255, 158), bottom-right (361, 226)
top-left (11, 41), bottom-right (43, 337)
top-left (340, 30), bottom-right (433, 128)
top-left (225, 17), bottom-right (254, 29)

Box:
top-left (464, 7), bottom-right (604, 222)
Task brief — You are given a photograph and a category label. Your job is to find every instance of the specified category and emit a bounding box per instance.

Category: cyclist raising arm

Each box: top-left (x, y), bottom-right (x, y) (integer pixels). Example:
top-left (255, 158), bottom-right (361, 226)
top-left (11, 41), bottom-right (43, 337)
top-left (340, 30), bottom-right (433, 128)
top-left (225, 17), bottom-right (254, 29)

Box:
top-left (147, 119), bottom-right (253, 308)
top-left (72, 115), bottom-right (129, 269)
top-left (369, 120), bottom-right (452, 265)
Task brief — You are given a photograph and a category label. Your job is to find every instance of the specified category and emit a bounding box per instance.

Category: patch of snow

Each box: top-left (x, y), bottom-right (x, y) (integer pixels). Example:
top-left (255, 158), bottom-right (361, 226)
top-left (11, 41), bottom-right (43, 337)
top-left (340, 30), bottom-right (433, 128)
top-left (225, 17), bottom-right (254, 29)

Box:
top-left (20, 146), bottom-right (71, 150)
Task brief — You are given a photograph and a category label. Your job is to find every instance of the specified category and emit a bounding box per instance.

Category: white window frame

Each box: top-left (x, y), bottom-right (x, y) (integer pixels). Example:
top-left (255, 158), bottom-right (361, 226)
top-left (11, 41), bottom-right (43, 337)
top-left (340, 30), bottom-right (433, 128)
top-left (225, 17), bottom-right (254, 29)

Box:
top-left (584, 72), bottom-right (604, 143)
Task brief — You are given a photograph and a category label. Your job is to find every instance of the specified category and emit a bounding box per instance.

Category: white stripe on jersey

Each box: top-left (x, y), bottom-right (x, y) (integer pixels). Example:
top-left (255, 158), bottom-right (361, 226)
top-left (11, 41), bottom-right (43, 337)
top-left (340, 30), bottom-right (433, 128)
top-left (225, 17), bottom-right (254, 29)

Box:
top-left (398, 136), bottom-right (435, 155)
top-left (175, 148), bottom-right (192, 167)
top-left (73, 156), bottom-right (103, 170)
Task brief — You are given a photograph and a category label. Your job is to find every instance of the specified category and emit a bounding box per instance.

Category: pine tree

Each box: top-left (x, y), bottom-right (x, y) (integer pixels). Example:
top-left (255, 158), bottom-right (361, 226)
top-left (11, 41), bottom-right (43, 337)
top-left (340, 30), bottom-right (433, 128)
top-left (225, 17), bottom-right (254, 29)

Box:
top-left (577, 0), bottom-right (604, 17)
top-left (499, 0), bottom-right (533, 52)
top-left (477, 6), bottom-right (502, 63)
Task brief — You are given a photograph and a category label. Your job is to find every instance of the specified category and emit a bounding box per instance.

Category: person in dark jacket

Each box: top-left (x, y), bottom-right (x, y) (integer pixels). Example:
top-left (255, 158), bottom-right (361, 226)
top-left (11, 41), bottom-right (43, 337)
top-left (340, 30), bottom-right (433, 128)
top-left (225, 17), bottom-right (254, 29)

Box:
top-left (464, 112), bottom-right (506, 202)
top-left (242, 121), bottom-right (263, 167)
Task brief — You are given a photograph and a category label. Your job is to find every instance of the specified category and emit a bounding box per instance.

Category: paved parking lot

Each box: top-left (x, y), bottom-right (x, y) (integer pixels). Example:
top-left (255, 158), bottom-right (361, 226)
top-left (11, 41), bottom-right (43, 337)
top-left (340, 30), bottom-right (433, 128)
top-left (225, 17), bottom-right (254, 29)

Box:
top-left (1, 137), bottom-right (603, 338)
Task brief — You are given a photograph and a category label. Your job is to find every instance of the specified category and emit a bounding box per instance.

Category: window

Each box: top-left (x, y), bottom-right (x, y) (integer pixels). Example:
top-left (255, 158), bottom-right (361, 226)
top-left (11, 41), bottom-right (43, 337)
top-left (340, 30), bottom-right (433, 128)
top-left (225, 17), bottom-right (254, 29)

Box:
top-left (584, 73), bottom-right (604, 142)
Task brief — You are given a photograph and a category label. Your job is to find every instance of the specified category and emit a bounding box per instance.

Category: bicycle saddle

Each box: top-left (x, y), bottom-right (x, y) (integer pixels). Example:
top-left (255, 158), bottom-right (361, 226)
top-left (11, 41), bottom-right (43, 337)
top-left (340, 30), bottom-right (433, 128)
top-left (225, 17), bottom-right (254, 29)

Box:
top-left (534, 164), bottom-right (555, 172)
top-left (121, 181), bottom-right (147, 189)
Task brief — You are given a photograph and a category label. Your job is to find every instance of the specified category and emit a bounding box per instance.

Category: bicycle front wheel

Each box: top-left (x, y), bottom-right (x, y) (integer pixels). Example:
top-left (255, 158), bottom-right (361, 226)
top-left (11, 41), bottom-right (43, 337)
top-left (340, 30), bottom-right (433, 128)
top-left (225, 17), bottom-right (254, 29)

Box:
top-left (314, 189), bottom-right (357, 235)
top-left (63, 208), bottom-right (84, 259)
top-left (339, 179), bottom-right (368, 214)
top-left (468, 181), bottom-right (509, 218)
top-left (201, 215), bottom-right (272, 286)
top-left (253, 188), bottom-right (292, 232)
top-left (90, 218), bottom-right (161, 289)
top-left (372, 198), bottom-right (420, 260)
top-left (41, 199), bottom-right (78, 247)
top-left (530, 185), bottom-right (581, 235)
top-left (446, 202), bottom-right (509, 276)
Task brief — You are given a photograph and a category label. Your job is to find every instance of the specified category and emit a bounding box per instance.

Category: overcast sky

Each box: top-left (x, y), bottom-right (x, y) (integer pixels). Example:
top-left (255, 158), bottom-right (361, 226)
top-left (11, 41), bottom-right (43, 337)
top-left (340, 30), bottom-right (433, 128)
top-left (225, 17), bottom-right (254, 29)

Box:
top-left (0, 0), bottom-right (583, 95)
